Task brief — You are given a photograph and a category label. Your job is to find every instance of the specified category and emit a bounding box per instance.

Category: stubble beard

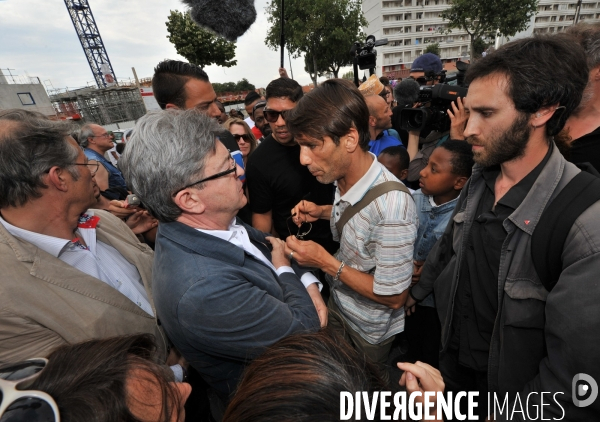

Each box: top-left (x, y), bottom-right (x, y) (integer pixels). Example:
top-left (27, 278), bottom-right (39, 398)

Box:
top-left (468, 113), bottom-right (531, 168)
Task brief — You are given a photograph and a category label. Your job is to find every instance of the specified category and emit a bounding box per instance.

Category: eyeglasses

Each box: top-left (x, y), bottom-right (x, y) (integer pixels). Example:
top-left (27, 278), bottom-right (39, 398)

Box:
top-left (92, 132), bottom-right (111, 138)
top-left (286, 214), bottom-right (312, 240)
top-left (233, 133), bottom-right (251, 143)
top-left (173, 156), bottom-right (237, 196)
top-left (0, 358), bottom-right (60, 422)
top-left (70, 161), bottom-right (100, 176)
top-left (263, 109), bottom-right (291, 123)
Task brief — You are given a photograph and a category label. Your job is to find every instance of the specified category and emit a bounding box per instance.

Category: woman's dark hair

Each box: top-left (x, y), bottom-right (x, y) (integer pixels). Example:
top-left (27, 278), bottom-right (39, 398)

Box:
top-left (438, 140), bottom-right (474, 178)
top-left (29, 334), bottom-right (181, 422)
top-left (286, 79), bottom-right (371, 151)
top-left (464, 35), bottom-right (588, 137)
top-left (223, 329), bottom-right (386, 422)
top-left (152, 59), bottom-right (210, 110)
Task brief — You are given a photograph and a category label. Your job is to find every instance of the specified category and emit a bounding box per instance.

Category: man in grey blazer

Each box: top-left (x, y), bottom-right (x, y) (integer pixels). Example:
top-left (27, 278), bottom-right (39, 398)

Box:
top-left (118, 109), bottom-right (324, 399)
top-left (0, 109), bottom-right (167, 363)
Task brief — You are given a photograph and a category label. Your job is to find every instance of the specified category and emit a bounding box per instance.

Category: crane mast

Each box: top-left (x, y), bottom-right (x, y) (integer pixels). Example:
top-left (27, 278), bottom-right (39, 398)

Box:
top-left (64, 0), bottom-right (116, 88)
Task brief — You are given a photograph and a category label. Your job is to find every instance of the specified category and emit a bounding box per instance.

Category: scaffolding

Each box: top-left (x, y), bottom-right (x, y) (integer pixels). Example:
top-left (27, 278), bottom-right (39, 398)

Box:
top-left (50, 86), bottom-right (146, 125)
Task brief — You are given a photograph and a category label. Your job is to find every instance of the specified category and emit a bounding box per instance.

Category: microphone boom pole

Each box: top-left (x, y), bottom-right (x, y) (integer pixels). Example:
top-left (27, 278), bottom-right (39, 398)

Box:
top-left (280, 0), bottom-right (285, 69)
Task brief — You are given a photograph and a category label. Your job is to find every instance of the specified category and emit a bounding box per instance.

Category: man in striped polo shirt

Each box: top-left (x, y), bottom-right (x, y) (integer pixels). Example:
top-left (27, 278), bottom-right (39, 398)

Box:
top-left (285, 79), bottom-right (418, 382)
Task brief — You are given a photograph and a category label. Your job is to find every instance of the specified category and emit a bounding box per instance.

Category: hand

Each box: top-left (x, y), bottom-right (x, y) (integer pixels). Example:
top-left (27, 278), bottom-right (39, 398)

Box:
top-left (398, 361), bottom-right (445, 422)
top-left (107, 199), bottom-right (138, 219)
top-left (266, 236), bottom-right (290, 269)
top-left (125, 210), bottom-right (158, 235)
top-left (166, 346), bottom-right (188, 369)
top-left (448, 97), bottom-right (469, 141)
top-left (279, 67), bottom-right (289, 78)
top-left (306, 283), bottom-right (328, 327)
top-left (411, 260), bottom-right (425, 286)
top-left (285, 235), bottom-right (328, 269)
top-left (290, 200), bottom-right (322, 226)
top-left (405, 294), bottom-right (417, 316)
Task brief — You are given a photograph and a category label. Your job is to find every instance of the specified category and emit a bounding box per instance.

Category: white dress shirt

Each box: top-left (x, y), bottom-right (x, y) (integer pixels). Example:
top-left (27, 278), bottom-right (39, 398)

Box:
top-left (197, 219), bottom-right (321, 290)
top-left (0, 211), bottom-right (154, 316)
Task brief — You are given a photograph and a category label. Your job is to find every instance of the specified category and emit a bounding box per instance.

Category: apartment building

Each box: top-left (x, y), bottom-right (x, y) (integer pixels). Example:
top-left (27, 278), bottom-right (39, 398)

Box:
top-left (363, 0), bottom-right (600, 79)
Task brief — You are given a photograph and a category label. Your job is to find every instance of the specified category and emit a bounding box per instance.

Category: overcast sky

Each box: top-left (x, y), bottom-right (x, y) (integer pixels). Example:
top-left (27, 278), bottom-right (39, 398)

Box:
top-left (0, 0), bottom-right (344, 91)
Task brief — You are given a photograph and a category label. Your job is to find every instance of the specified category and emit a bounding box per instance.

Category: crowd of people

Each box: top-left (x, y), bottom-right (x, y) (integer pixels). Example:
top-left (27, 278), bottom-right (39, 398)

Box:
top-left (1, 21), bottom-right (600, 422)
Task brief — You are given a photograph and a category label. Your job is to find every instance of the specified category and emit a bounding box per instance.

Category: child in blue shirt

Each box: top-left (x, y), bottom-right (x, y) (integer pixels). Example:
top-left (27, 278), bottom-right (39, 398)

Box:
top-left (405, 140), bottom-right (474, 368)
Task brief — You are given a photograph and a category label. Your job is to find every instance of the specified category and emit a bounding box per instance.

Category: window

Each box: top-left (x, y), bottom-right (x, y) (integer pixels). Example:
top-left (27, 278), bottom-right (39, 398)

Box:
top-left (17, 93), bottom-right (36, 106)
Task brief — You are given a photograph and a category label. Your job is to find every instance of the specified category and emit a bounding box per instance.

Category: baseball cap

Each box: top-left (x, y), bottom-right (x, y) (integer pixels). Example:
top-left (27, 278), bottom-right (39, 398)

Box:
top-left (410, 53), bottom-right (443, 74)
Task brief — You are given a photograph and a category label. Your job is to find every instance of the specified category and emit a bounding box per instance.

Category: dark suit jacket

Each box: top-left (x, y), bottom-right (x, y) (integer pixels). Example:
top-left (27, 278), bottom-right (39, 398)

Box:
top-left (153, 218), bottom-right (320, 396)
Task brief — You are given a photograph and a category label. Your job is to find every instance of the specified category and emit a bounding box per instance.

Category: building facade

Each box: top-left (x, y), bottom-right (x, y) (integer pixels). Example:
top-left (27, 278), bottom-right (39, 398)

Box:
top-left (363, 0), bottom-right (600, 79)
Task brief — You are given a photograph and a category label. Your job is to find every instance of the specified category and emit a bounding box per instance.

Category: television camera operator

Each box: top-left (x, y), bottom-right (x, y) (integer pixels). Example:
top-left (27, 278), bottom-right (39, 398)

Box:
top-left (395, 54), bottom-right (470, 186)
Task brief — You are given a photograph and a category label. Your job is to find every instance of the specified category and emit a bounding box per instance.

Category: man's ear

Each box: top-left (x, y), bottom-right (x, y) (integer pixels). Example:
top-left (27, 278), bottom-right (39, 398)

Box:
top-left (47, 166), bottom-right (70, 192)
top-left (165, 103), bottom-right (180, 110)
top-left (531, 103), bottom-right (560, 128)
top-left (399, 169), bottom-right (409, 181)
top-left (368, 115), bottom-right (376, 128)
top-left (173, 189), bottom-right (206, 215)
top-left (343, 127), bottom-right (360, 153)
top-left (454, 175), bottom-right (468, 191)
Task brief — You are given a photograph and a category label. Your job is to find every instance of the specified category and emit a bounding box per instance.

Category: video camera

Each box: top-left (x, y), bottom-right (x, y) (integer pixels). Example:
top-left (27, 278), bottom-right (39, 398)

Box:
top-left (350, 35), bottom-right (388, 88)
top-left (400, 60), bottom-right (470, 133)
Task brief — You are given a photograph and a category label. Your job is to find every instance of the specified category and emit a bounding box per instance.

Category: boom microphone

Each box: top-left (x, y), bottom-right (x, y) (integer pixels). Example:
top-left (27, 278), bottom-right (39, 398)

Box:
top-left (394, 79), bottom-right (421, 108)
top-left (181, 0), bottom-right (257, 41)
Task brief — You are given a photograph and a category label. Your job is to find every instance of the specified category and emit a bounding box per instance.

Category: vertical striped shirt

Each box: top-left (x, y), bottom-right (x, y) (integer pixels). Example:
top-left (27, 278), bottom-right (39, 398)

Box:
top-left (329, 154), bottom-right (417, 344)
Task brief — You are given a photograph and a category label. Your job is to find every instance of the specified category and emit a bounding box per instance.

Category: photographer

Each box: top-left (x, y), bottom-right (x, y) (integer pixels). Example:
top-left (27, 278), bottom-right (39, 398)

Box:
top-left (402, 54), bottom-right (469, 185)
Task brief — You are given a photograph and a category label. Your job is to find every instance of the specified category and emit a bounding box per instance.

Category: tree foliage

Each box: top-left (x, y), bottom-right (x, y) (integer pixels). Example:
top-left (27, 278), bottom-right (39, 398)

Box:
top-left (424, 42), bottom-right (441, 56)
top-left (265, 0), bottom-right (367, 86)
top-left (341, 70), bottom-right (354, 80)
top-left (212, 79), bottom-right (256, 94)
top-left (441, 0), bottom-right (538, 60)
top-left (166, 10), bottom-right (237, 69)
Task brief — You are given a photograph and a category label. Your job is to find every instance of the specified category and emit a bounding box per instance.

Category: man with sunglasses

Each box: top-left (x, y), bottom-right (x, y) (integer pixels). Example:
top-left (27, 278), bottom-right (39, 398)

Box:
top-left (245, 77), bottom-right (337, 254)
top-left (118, 109), bottom-right (323, 407)
top-left (0, 109), bottom-right (167, 364)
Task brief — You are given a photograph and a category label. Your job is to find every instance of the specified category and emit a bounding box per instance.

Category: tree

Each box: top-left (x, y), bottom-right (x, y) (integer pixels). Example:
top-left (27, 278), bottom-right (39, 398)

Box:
top-left (341, 70), bottom-right (354, 80)
top-left (166, 10), bottom-right (237, 69)
top-left (265, 0), bottom-right (367, 86)
top-left (425, 42), bottom-right (441, 57)
top-left (235, 78), bottom-right (255, 92)
top-left (441, 0), bottom-right (538, 61)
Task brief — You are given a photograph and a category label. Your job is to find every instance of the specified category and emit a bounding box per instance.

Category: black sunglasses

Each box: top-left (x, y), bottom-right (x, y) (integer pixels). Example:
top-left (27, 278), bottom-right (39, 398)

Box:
top-left (263, 109), bottom-right (290, 123)
top-left (286, 214), bottom-right (312, 240)
top-left (0, 359), bottom-right (60, 422)
top-left (172, 156), bottom-right (237, 196)
top-left (233, 133), bottom-right (251, 142)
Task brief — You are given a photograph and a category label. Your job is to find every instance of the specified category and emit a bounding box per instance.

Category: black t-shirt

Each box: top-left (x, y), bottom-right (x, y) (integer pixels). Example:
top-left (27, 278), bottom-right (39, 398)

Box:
top-left (449, 145), bottom-right (552, 372)
top-left (245, 135), bottom-right (337, 252)
top-left (569, 126), bottom-right (600, 172)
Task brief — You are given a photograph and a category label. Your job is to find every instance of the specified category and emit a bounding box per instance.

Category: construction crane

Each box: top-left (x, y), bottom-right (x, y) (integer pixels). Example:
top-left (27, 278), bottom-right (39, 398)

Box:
top-left (64, 0), bottom-right (116, 88)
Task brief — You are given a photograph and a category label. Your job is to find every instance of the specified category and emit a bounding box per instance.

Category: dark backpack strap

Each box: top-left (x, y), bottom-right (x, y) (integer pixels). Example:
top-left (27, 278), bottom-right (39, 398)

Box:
top-left (335, 181), bottom-right (411, 234)
top-left (532, 170), bottom-right (600, 292)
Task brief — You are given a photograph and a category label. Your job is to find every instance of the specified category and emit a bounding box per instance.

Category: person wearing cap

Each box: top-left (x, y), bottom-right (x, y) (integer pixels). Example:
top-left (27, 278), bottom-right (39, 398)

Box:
top-left (359, 75), bottom-right (404, 158)
top-left (405, 54), bottom-right (469, 186)
top-left (252, 100), bottom-right (271, 143)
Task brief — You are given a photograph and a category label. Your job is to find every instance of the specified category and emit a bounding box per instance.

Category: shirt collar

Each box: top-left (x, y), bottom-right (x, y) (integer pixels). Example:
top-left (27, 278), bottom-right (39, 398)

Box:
top-left (337, 153), bottom-right (382, 206)
top-left (195, 218), bottom-right (238, 241)
top-left (0, 211), bottom-right (100, 258)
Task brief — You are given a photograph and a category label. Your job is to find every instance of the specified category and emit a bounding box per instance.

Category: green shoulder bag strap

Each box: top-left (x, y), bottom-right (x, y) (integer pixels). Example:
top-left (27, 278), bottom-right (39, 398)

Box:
top-left (335, 181), bottom-right (412, 235)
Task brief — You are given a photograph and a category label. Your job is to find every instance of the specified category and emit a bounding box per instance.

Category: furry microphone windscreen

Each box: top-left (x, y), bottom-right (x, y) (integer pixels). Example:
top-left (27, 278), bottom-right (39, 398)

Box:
top-left (394, 79), bottom-right (421, 107)
top-left (181, 0), bottom-right (257, 41)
